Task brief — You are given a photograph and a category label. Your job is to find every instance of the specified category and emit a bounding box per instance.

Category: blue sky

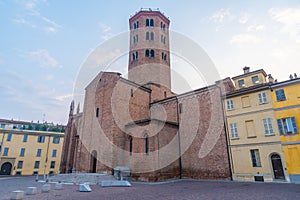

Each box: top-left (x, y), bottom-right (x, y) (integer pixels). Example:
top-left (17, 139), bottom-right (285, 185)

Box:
top-left (1, 0), bottom-right (300, 124)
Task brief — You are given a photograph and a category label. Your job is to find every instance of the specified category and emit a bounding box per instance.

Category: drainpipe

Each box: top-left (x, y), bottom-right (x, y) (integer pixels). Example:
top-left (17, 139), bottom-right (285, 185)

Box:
top-left (175, 96), bottom-right (182, 179)
top-left (216, 84), bottom-right (233, 180)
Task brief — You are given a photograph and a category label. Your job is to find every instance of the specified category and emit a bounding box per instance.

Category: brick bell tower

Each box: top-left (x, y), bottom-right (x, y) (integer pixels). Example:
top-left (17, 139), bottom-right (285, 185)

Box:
top-left (128, 9), bottom-right (171, 91)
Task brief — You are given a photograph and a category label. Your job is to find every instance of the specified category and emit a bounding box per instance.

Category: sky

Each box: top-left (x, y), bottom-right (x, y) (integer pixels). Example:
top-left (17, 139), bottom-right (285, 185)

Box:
top-left (1, 0), bottom-right (300, 124)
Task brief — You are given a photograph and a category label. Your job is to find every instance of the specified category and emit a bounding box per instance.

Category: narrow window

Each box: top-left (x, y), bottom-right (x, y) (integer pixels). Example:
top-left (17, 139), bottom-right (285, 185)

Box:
top-left (131, 89), bottom-right (134, 97)
top-left (96, 107), bottom-right (99, 118)
top-left (150, 19), bottom-right (154, 26)
top-left (136, 21), bottom-right (139, 28)
top-left (7, 133), bottom-right (12, 141)
top-left (179, 103), bottom-right (183, 113)
top-left (129, 137), bottom-right (133, 156)
top-left (161, 35), bottom-right (163, 43)
top-left (135, 52), bottom-right (138, 60)
top-left (52, 149), bottom-right (57, 157)
top-left (133, 36), bottom-right (136, 44)
top-left (164, 54), bottom-right (167, 61)
top-left (145, 136), bottom-right (149, 155)
top-left (162, 52), bottom-right (164, 60)
top-left (53, 137), bottom-right (60, 144)
top-left (136, 35), bottom-right (138, 42)
top-left (34, 161), bottom-right (40, 169)
top-left (146, 32), bottom-right (149, 40)
top-left (258, 92), bottom-right (268, 104)
top-left (230, 123), bottom-right (238, 139)
top-left (145, 49), bottom-right (149, 57)
top-left (250, 149), bottom-right (261, 167)
top-left (132, 53), bottom-right (135, 61)
top-left (50, 161), bottom-right (55, 169)
top-left (150, 32), bottom-right (154, 40)
top-left (37, 135), bottom-right (45, 143)
top-left (226, 100), bottom-right (234, 110)
top-left (163, 36), bottom-right (166, 44)
top-left (275, 89), bottom-right (286, 101)
top-left (164, 91), bottom-right (167, 98)
top-left (161, 22), bottom-right (163, 29)
top-left (163, 24), bottom-right (166, 31)
top-left (3, 147), bottom-right (9, 156)
top-left (36, 149), bottom-right (42, 157)
top-left (263, 118), bottom-right (274, 136)
top-left (23, 134), bottom-right (28, 142)
top-left (252, 76), bottom-right (259, 84)
top-left (20, 148), bottom-right (25, 157)
top-left (133, 23), bottom-right (136, 29)
top-left (146, 19), bottom-right (149, 27)
top-left (150, 50), bottom-right (154, 57)
top-left (238, 79), bottom-right (245, 88)
top-left (17, 161), bottom-right (23, 169)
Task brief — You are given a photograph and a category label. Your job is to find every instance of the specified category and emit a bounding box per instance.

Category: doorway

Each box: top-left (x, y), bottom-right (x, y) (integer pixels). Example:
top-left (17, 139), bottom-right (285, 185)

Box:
top-left (0, 162), bottom-right (12, 175)
top-left (271, 154), bottom-right (285, 180)
top-left (90, 150), bottom-right (97, 173)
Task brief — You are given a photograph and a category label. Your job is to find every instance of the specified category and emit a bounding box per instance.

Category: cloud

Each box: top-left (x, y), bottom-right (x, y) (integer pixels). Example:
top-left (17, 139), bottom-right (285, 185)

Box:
top-left (27, 49), bottom-right (59, 68)
top-left (269, 8), bottom-right (300, 43)
top-left (210, 8), bottom-right (233, 23)
top-left (239, 13), bottom-right (249, 24)
top-left (99, 22), bottom-right (113, 40)
top-left (230, 34), bottom-right (261, 45)
top-left (247, 24), bottom-right (265, 32)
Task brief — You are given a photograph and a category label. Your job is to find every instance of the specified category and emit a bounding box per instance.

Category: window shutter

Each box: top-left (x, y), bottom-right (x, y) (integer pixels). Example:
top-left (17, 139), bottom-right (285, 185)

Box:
top-left (258, 93), bottom-right (262, 104)
top-left (277, 119), bottom-right (284, 134)
top-left (291, 117), bottom-right (298, 133)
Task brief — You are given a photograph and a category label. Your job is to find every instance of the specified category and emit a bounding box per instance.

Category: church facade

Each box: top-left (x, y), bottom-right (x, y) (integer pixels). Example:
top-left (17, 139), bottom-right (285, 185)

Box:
top-left (60, 9), bottom-right (234, 181)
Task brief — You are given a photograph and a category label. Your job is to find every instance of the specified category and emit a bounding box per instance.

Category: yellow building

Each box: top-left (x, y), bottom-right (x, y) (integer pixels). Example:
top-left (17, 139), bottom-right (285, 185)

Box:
top-left (0, 119), bottom-right (64, 176)
top-left (224, 67), bottom-right (288, 182)
top-left (270, 75), bottom-right (300, 183)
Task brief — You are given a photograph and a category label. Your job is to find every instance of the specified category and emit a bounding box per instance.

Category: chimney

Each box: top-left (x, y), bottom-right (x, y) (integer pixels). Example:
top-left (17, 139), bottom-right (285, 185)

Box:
top-left (243, 66), bottom-right (250, 74)
top-left (268, 74), bottom-right (274, 83)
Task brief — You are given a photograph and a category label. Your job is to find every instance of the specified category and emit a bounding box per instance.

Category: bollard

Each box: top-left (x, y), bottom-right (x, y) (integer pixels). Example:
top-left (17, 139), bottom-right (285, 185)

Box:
top-left (10, 190), bottom-right (24, 200)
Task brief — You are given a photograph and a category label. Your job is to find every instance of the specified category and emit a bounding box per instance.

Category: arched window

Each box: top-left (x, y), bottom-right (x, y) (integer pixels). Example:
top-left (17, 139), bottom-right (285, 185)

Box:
top-left (145, 136), bottom-right (149, 155)
top-left (145, 49), bottom-right (149, 57)
top-left (150, 19), bottom-right (154, 27)
top-left (161, 35), bottom-right (163, 43)
top-left (136, 21), bottom-right (139, 28)
top-left (96, 108), bottom-right (99, 118)
top-left (129, 136), bottom-right (133, 156)
top-left (133, 23), bottom-right (136, 29)
top-left (146, 32), bottom-right (149, 40)
top-left (162, 52), bottom-right (164, 60)
top-left (132, 53), bottom-right (135, 61)
top-left (133, 36), bottom-right (136, 44)
top-left (131, 89), bottom-right (134, 97)
top-left (164, 54), bottom-right (167, 61)
top-left (161, 22), bottom-right (163, 29)
top-left (136, 35), bottom-right (138, 42)
top-left (150, 32), bottom-right (154, 40)
top-left (136, 51), bottom-right (138, 59)
top-left (150, 49), bottom-right (154, 57)
top-left (146, 19), bottom-right (149, 27)
top-left (163, 36), bottom-right (166, 44)
top-left (163, 24), bottom-right (166, 31)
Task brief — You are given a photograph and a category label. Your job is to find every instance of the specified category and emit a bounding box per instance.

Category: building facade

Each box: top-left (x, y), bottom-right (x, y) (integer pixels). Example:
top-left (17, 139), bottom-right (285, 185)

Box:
top-left (60, 9), bottom-right (234, 181)
top-left (224, 67), bottom-right (288, 182)
top-left (270, 76), bottom-right (300, 183)
top-left (0, 119), bottom-right (64, 176)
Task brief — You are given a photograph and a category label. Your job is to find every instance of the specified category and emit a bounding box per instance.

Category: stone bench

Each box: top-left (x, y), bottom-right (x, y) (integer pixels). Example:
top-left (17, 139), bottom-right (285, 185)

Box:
top-left (10, 190), bottom-right (24, 200)
top-left (26, 187), bottom-right (37, 195)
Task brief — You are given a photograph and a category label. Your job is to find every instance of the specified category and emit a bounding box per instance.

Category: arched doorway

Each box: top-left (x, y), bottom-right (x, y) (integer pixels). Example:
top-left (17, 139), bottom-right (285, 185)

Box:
top-left (271, 154), bottom-right (285, 180)
top-left (0, 162), bottom-right (12, 175)
top-left (90, 150), bottom-right (97, 173)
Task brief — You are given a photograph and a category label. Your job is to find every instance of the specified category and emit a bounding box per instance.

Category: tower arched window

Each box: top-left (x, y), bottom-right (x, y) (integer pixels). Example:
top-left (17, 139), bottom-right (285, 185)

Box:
top-left (136, 21), bottom-right (139, 28)
top-left (146, 32), bottom-right (149, 40)
top-left (145, 49), bottom-right (149, 57)
top-left (163, 24), bottom-right (166, 31)
top-left (133, 23), bottom-right (136, 29)
top-left (135, 51), bottom-right (138, 59)
top-left (132, 53), bottom-right (135, 61)
top-left (145, 135), bottom-right (149, 155)
top-left (129, 136), bottom-right (133, 156)
top-left (150, 50), bottom-right (154, 57)
top-left (150, 32), bottom-right (154, 40)
top-left (146, 19), bottom-right (149, 27)
top-left (164, 54), bottom-right (167, 61)
top-left (150, 19), bottom-right (154, 27)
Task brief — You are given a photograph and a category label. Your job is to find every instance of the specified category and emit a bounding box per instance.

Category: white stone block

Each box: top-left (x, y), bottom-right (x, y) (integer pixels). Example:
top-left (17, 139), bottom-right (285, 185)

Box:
top-left (79, 184), bottom-right (92, 192)
top-left (42, 184), bottom-right (51, 193)
top-left (26, 187), bottom-right (37, 195)
top-left (10, 190), bottom-right (24, 200)
top-left (55, 183), bottom-right (63, 190)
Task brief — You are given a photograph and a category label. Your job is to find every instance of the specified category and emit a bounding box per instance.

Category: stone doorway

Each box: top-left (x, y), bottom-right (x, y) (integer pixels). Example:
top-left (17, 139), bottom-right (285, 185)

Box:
top-left (0, 162), bottom-right (12, 175)
top-left (271, 154), bottom-right (285, 180)
top-left (90, 150), bottom-right (97, 173)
